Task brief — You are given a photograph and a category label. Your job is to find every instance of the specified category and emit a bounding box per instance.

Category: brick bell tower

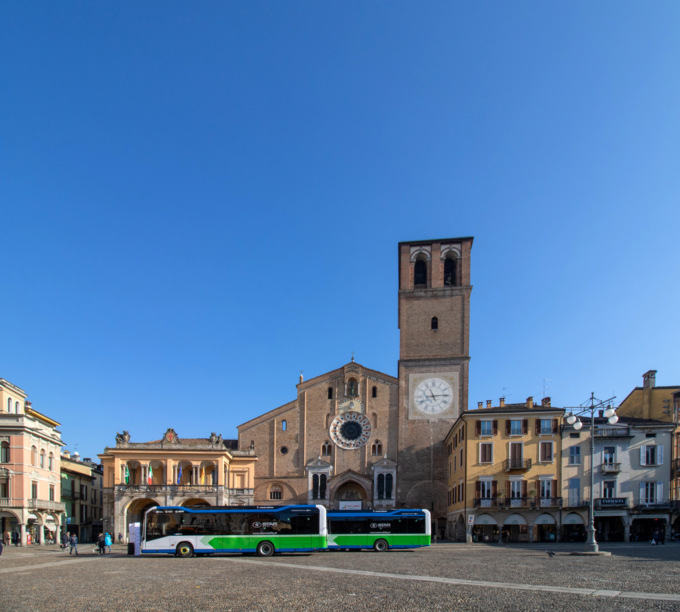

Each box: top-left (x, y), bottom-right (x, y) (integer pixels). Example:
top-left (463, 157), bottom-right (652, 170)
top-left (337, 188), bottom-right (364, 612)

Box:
top-left (396, 237), bottom-right (473, 522)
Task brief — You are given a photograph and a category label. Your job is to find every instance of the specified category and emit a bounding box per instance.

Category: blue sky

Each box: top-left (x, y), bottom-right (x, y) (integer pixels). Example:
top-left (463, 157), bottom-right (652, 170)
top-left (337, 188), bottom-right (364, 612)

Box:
top-left (1, 2), bottom-right (678, 460)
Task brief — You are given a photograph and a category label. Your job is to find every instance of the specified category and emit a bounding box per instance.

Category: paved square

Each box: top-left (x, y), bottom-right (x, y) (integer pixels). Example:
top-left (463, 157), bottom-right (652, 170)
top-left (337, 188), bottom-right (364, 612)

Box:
top-left (2, 542), bottom-right (680, 611)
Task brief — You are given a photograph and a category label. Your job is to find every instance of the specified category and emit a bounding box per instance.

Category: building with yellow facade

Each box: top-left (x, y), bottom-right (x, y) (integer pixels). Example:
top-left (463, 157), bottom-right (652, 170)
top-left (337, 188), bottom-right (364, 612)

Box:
top-left (98, 428), bottom-right (257, 539)
top-left (445, 397), bottom-right (564, 543)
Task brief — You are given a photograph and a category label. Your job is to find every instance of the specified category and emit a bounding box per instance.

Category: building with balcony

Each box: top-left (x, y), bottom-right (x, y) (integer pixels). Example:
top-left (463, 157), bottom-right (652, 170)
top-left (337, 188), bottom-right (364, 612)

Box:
top-left (60, 451), bottom-right (104, 543)
top-left (445, 397), bottom-right (564, 543)
top-left (98, 428), bottom-right (257, 539)
top-left (616, 370), bottom-right (680, 531)
top-left (0, 378), bottom-right (65, 545)
top-left (561, 413), bottom-right (673, 542)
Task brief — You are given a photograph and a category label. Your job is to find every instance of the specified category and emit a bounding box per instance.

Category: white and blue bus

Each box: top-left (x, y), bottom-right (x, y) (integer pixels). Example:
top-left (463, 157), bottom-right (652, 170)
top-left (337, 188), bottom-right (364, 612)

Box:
top-left (142, 505), bottom-right (327, 557)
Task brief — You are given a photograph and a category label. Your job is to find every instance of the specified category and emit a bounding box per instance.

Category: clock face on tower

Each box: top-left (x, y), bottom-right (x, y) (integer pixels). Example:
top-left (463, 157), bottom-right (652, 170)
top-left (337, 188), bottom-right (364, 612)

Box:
top-left (414, 378), bottom-right (453, 414)
top-left (408, 371), bottom-right (459, 419)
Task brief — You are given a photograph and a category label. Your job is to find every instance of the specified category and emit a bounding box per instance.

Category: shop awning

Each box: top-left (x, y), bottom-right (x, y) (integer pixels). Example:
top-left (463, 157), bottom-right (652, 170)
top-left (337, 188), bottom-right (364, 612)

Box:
top-left (534, 513), bottom-right (556, 525)
top-left (563, 512), bottom-right (585, 525)
top-left (503, 513), bottom-right (527, 526)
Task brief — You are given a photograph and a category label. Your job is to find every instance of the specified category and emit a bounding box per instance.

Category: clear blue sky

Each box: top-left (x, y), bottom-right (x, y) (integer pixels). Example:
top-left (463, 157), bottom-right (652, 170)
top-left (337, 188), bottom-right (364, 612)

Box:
top-left (2, 2), bottom-right (678, 460)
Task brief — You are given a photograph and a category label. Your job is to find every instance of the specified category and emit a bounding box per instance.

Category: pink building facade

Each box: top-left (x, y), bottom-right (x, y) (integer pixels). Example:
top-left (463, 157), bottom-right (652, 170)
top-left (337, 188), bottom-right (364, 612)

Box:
top-left (0, 379), bottom-right (65, 545)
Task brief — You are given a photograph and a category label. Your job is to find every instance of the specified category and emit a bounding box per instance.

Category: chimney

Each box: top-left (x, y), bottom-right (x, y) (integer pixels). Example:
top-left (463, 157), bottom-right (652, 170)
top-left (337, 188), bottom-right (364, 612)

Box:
top-left (499, 397), bottom-right (505, 408)
top-left (541, 397), bottom-right (551, 407)
top-left (643, 370), bottom-right (657, 389)
top-left (486, 400), bottom-right (492, 408)
top-left (526, 396), bottom-right (534, 409)
top-left (477, 402), bottom-right (483, 409)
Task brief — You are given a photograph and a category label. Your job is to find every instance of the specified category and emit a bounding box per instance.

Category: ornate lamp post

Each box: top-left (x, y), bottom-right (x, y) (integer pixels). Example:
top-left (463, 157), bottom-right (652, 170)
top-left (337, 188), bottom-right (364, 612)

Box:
top-left (565, 393), bottom-right (617, 553)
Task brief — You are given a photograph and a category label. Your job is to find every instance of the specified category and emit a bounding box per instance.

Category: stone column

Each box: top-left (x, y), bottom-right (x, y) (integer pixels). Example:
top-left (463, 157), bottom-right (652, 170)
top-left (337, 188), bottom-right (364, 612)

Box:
top-left (39, 524), bottom-right (45, 545)
top-left (20, 523), bottom-right (26, 546)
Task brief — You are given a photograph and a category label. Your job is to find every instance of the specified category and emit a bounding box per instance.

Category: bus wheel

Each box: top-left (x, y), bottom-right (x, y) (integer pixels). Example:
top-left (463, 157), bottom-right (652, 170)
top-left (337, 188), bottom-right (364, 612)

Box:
top-left (373, 539), bottom-right (388, 552)
top-left (257, 541), bottom-right (275, 557)
top-left (176, 542), bottom-right (194, 558)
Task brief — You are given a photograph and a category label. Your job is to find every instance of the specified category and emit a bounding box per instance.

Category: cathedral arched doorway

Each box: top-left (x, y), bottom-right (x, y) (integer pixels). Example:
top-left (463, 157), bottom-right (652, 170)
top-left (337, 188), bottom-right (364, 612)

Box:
top-left (334, 482), bottom-right (367, 509)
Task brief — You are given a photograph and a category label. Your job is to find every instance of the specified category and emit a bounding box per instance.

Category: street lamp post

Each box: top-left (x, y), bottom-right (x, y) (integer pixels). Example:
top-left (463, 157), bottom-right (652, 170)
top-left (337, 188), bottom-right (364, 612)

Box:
top-left (565, 393), bottom-right (617, 554)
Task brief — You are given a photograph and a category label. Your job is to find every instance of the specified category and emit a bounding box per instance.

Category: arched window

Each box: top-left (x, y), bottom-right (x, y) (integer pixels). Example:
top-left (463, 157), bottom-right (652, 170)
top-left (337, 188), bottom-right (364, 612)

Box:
top-left (321, 441), bottom-right (331, 456)
top-left (31, 446), bottom-right (37, 466)
top-left (282, 420), bottom-right (287, 431)
top-left (6, 398), bottom-right (11, 412)
top-left (312, 474), bottom-right (327, 500)
top-left (431, 317), bottom-right (438, 330)
top-left (414, 259), bottom-right (427, 286)
top-left (319, 474), bottom-right (327, 499)
top-left (0, 442), bottom-right (9, 463)
top-left (270, 485), bottom-right (282, 500)
top-left (377, 474), bottom-right (385, 499)
top-left (328, 387), bottom-right (333, 400)
top-left (372, 386), bottom-right (377, 398)
top-left (385, 474), bottom-right (394, 499)
top-left (40, 449), bottom-right (45, 468)
top-left (444, 256), bottom-right (457, 286)
top-left (372, 440), bottom-right (383, 456)
top-left (15, 401), bottom-right (19, 414)
top-left (346, 378), bottom-right (358, 397)
top-left (312, 474), bottom-right (319, 499)
top-left (49, 453), bottom-right (54, 471)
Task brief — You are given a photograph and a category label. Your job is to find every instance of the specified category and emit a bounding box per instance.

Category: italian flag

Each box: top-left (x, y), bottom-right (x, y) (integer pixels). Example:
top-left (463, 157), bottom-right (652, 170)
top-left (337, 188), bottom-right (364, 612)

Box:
top-left (124, 465), bottom-right (129, 484)
top-left (148, 465), bottom-right (153, 485)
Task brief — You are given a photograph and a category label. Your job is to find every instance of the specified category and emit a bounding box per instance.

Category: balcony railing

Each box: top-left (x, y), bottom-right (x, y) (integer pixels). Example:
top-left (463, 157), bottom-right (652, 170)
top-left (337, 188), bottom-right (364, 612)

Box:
top-left (634, 500), bottom-right (671, 511)
top-left (115, 484), bottom-right (221, 494)
top-left (28, 499), bottom-right (66, 512)
top-left (503, 459), bottom-right (532, 472)
top-left (473, 496), bottom-right (500, 508)
top-left (601, 462), bottom-right (621, 474)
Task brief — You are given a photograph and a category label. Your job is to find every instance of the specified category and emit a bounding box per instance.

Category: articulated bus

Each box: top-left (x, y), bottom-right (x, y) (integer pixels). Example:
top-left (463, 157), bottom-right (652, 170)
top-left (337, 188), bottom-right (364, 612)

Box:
top-left (327, 509), bottom-right (431, 552)
top-left (142, 505), bottom-right (327, 557)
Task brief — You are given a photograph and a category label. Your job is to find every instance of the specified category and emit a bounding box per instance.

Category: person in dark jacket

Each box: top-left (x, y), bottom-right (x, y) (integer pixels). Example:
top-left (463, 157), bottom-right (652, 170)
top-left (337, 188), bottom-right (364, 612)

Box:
top-left (11, 530), bottom-right (19, 546)
top-left (97, 533), bottom-right (106, 554)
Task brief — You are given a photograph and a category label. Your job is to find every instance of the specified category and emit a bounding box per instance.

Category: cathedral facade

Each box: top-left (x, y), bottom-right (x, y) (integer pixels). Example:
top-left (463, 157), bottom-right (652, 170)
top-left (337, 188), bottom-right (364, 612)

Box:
top-left (237, 237), bottom-right (473, 528)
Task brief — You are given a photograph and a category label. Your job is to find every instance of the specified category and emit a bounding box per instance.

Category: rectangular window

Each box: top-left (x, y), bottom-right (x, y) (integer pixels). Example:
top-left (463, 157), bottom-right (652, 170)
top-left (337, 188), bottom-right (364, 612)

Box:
top-left (539, 419), bottom-right (552, 435)
top-left (510, 420), bottom-right (522, 436)
top-left (569, 446), bottom-right (581, 465)
top-left (49, 485), bottom-right (55, 501)
top-left (568, 478), bottom-right (580, 506)
top-left (269, 490), bottom-right (282, 500)
top-left (480, 421), bottom-right (493, 436)
top-left (644, 445), bottom-right (660, 466)
top-left (539, 442), bottom-right (553, 462)
top-left (642, 482), bottom-right (657, 504)
top-left (540, 479), bottom-right (553, 499)
top-left (603, 446), bottom-right (616, 464)
top-left (603, 480), bottom-right (615, 499)
top-left (479, 443), bottom-right (493, 464)
top-left (31, 482), bottom-right (38, 500)
top-left (479, 480), bottom-right (492, 499)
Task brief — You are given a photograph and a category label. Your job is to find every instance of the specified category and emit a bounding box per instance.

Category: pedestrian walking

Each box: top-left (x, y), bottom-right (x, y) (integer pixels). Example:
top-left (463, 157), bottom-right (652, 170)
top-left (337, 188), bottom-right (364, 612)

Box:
top-left (104, 532), bottom-right (112, 554)
top-left (11, 530), bottom-right (19, 546)
top-left (61, 531), bottom-right (68, 549)
top-left (69, 533), bottom-right (78, 555)
top-left (118, 532), bottom-right (123, 544)
top-left (97, 533), bottom-right (105, 555)
top-left (3, 531), bottom-right (9, 546)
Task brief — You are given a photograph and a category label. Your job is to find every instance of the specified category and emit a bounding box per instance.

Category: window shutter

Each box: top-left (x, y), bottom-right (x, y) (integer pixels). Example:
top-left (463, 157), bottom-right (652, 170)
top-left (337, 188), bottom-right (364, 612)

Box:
top-left (492, 481), bottom-right (497, 497)
top-left (552, 419), bottom-right (558, 434)
top-left (522, 481), bottom-right (527, 497)
top-left (476, 421), bottom-right (481, 436)
top-left (658, 445), bottom-right (664, 465)
top-left (505, 481), bottom-right (511, 497)
top-left (640, 446), bottom-right (646, 466)
top-left (535, 419), bottom-right (540, 435)
top-left (505, 420), bottom-right (511, 435)
top-left (639, 482), bottom-right (645, 504)
top-left (551, 480), bottom-right (557, 498)
top-left (493, 420), bottom-right (498, 435)
top-left (657, 482), bottom-right (663, 502)
top-left (522, 419), bottom-right (528, 435)
top-left (475, 481), bottom-right (481, 497)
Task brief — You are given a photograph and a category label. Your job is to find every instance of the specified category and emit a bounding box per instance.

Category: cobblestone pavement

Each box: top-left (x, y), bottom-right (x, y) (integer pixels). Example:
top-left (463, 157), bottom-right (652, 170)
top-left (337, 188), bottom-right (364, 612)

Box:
top-left (1, 541), bottom-right (680, 611)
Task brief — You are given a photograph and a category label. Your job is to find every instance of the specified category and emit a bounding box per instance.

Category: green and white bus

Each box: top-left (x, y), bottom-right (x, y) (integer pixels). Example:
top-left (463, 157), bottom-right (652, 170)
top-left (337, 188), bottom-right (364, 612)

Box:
top-left (142, 505), bottom-right (327, 557)
top-left (327, 509), bottom-right (431, 552)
